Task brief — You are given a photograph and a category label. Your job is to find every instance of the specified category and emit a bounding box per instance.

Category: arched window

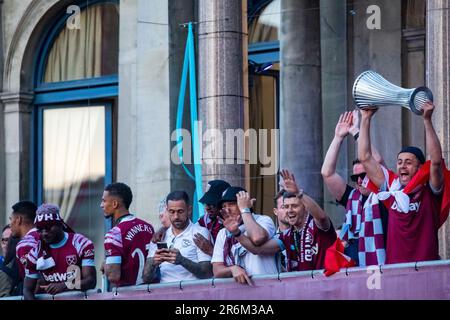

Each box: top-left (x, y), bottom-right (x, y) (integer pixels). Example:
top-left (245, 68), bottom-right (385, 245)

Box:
top-left (33, 0), bottom-right (118, 289)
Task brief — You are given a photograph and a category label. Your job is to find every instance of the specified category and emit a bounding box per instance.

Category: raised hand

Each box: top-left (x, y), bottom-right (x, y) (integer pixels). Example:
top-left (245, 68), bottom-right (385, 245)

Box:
top-left (236, 191), bottom-right (255, 212)
top-left (279, 169), bottom-right (300, 195)
top-left (335, 111), bottom-right (352, 138)
top-left (422, 101), bottom-right (435, 120)
top-left (222, 214), bottom-right (241, 235)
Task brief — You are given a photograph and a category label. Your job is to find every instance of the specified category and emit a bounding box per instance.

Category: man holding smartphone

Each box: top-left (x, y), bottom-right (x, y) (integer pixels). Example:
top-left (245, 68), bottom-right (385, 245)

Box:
top-left (143, 191), bottom-right (213, 283)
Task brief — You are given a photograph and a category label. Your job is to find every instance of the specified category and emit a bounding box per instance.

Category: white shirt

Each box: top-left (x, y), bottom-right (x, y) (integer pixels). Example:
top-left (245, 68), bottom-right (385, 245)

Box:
top-left (211, 214), bottom-right (278, 276)
top-left (148, 221), bottom-right (212, 283)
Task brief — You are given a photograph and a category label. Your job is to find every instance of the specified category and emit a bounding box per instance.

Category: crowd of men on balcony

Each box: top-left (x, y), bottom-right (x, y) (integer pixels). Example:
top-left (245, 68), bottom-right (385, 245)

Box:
top-left (0, 101), bottom-right (449, 299)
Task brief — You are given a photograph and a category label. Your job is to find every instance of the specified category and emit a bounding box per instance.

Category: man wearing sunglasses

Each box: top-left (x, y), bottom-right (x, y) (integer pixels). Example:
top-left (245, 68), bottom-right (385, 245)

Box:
top-left (321, 111), bottom-right (388, 266)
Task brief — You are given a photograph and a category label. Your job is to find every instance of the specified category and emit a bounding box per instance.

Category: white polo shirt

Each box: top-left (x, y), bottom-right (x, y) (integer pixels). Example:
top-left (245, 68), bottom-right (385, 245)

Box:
top-left (211, 214), bottom-right (278, 276)
top-left (147, 221), bottom-right (212, 283)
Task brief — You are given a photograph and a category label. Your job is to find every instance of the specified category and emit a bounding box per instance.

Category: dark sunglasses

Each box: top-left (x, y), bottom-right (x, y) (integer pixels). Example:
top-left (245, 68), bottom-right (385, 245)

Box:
top-left (350, 172), bottom-right (366, 182)
top-left (1, 238), bottom-right (9, 243)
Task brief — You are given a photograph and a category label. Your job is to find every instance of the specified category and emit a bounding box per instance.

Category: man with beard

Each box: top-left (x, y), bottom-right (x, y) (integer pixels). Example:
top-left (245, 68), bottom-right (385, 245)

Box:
top-left (151, 180), bottom-right (230, 257)
top-left (143, 191), bottom-right (212, 283)
top-left (358, 102), bottom-right (448, 264)
top-left (23, 204), bottom-right (96, 300)
top-left (102, 182), bottom-right (155, 287)
top-left (233, 170), bottom-right (336, 272)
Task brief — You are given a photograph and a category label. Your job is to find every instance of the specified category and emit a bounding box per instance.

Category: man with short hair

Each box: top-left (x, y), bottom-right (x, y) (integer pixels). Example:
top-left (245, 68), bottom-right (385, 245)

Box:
top-left (358, 102), bottom-right (448, 264)
top-left (321, 111), bottom-right (387, 266)
top-left (102, 182), bottom-right (155, 287)
top-left (9, 201), bottom-right (39, 280)
top-left (143, 191), bottom-right (213, 283)
top-left (236, 170), bottom-right (337, 272)
top-left (24, 204), bottom-right (96, 300)
top-left (211, 187), bottom-right (277, 285)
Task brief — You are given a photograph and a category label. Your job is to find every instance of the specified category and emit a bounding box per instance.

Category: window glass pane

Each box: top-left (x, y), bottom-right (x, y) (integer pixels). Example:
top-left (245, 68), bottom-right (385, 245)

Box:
top-left (249, 0), bottom-right (280, 43)
top-left (43, 106), bottom-right (106, 287)
top-left (43, 3), bottom-right (119, 82)
top-left (249, 63), bottom-right (279, 219)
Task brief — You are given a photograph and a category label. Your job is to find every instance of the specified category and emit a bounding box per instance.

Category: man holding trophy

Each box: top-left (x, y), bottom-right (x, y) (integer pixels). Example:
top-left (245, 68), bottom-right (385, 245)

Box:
top-left (357, 99), bottom-right (448, 263)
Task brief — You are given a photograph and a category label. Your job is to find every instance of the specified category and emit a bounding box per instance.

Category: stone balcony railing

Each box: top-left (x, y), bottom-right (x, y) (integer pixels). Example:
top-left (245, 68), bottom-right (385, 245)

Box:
top-left (2, 260), bottom-right (450, 300)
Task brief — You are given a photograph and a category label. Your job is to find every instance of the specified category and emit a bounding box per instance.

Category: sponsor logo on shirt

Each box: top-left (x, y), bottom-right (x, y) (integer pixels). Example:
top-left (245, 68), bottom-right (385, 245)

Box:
top-left (42, 269), bottom-right (77, 283)
top-left (391, 201), bottom-right (421, 213)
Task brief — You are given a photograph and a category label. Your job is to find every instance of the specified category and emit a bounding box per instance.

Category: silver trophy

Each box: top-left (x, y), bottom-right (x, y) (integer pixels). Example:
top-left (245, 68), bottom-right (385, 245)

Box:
top-left (352, 70), bottom-right (433, 115)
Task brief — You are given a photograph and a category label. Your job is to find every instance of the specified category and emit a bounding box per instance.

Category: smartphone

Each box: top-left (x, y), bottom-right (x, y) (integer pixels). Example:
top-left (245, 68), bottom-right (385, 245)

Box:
top-left (157, 242), bottom-right (168, 249)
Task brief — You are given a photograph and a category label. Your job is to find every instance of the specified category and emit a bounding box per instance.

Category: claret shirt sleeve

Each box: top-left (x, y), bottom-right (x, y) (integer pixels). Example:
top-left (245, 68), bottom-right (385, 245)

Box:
top-left (104, 227), bottom-right (123, 265)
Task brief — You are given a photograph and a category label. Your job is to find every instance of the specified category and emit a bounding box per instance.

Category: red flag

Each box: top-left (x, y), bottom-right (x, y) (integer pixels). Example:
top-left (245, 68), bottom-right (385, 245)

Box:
top-left (324, 239), bottom-right (356, 277)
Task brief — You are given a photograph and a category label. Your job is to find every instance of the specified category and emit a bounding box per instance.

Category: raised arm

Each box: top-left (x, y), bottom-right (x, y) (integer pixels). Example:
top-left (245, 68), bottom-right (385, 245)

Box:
top-left (423, 102), bottom-right (444, 190)
top-left (321, 111), bottom-right (352, 200)
top-left (358, 109), bottom-right (385, 188)
top-left (280, 169), bottom-right (330, 230)
top-left (236, 192), bottom-right (269, 246)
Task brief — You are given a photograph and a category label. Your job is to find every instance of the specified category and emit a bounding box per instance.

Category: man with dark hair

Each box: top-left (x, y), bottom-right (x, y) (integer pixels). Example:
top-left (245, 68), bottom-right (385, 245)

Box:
top-left (273, 189), bottom-right (289, 233)
top-left (24, 204), bottom-right (96, 300)
top-left (211, 187), bottom-right (277, 285)
top-left (143, 191), bottom-right (212, 283)
top-left (101, 182), bottom-right (154, 287)
top-left (234, 170), bottom-right (336, 272)
top-left (9, 201), bottom-right (39, 280)
top-left (358, 102), bottom-right (449, 264)
top-left (321, 111), bottom-right (387, 266)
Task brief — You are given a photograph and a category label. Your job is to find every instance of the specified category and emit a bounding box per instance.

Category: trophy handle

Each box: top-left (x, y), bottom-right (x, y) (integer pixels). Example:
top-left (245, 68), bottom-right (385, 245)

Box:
top-left (409, 86), bottom-right (433, 115)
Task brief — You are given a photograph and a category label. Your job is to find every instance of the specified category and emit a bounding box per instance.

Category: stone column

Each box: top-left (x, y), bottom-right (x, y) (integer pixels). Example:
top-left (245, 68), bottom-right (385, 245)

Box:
top-left (320, 0), bottom-right (348, 224)
top-left (426, 0), bottom-right (450, 259)
top-left (117, 0), bottom-right (172, 226)
top-left (0, 0), bottom-right (5, 224)
top-left (280, 0), bottom-right (323, 203)
top-left (198, 0), bottom-right (247, 187)
top-left (0, 93), bottom-right (33, 221)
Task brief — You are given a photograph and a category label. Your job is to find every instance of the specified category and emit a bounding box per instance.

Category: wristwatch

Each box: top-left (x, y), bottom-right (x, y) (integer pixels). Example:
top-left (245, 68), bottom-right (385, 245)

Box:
top-left (232, 229), bottom-right (242, 237)
top-left (241, 208), bottom-right (252, 215)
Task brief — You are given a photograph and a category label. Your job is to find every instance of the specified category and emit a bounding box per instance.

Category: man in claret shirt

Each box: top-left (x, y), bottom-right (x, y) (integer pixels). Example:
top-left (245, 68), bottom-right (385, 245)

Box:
top-left (9, 201), bottom-right (39, 281)
top-left (101, 182), bottom-right (154, 287)
top-left (234, 170), bottom-right (336, 272)
top-left (358, 102), bottom-right (447, 264)
top-left (23, 204), bottom-right (96, 300)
